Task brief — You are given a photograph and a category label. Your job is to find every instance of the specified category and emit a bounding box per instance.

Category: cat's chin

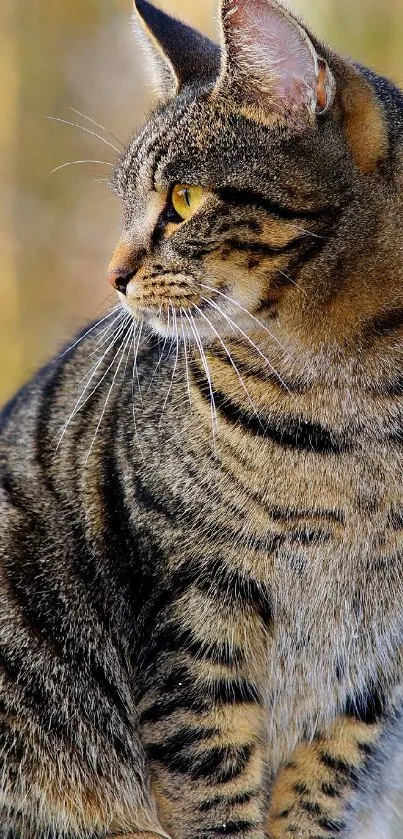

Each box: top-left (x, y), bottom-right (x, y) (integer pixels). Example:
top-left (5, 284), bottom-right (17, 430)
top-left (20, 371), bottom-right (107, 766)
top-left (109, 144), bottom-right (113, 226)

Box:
top-left (121, 299), bottom-right (226, 343)
top-left (146, 310), bottom-right (219, 343)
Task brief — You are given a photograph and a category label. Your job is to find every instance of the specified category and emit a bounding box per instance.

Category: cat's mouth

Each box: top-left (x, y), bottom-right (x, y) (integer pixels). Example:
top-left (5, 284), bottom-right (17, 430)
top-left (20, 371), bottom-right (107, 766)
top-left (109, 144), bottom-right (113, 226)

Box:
top-left (113, 268), bottom-right (229, 341)
top-left (108, 247), bottom-right (267, 344)
top-left (121, 294), bottom-right (227, 342)
top-left (110, 257), bottom-right (275, 346)
top-left (120, 286), bottom-right (274, 353)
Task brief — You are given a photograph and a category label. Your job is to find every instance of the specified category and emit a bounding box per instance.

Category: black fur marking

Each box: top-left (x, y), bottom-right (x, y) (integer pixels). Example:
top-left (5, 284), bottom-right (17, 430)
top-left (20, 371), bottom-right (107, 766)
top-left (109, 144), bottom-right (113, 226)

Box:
top-left (321, 782), bottom-right (341, 798)
top-left (301, 800), bottom-right (323, 815)
top-left (1, 470), bottom-right (28, 514)
top-left (145, 621), bottom-right (245, 669)
top-left (146, 725), bottom-right (218, 763)
top-left (294, 782), bottom-right (311, 796)
top-left (357, 741), bottom-right (376, 756)
top-left (148, 739), bottom-right (254, 782)
top-left (344, 687), bottom-right (385, 724)
top-left (190, 361), bottom-right (349, 454)
top-left (138, 692), bottom-right (210, 724)
top-left (268, 505), bottom-right (345, 525)
top-left (388, 508), bottom-right (403, 529)
top-left (198, 820), bottom-right (258, 835)
top-left (290, 529), bottom-right (331, 546)
top-left (319, 753), bottom-right (359, 786)
top-left (194, 555), bottom-right (273, 626)
top-left (218, 187), bottom-right (337, 221)
top-left (366, 307), bottom-right (403, 338)
top-left (198, 790), bottom-right (259, 812)
top-left (316, 817), bottom-right (346, 833)
top-left (207, 678), bottom-right (262, 705)
top-left (221, 236), bottom-right (308, 258)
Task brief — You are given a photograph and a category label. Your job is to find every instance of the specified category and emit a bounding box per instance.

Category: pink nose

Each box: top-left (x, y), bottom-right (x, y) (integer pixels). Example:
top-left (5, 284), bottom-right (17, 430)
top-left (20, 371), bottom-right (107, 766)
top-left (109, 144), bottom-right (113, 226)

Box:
top-left (107, 242), bottom-right (145, 295)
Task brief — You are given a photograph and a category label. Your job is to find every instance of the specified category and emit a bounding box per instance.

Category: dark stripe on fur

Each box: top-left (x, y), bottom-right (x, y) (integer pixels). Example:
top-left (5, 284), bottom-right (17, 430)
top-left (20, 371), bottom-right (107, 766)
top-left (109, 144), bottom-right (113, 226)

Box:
top-left (141, 620), bottom-right (245, 670)
top-left (193, 556), bottom-right (273, 626)
top-left (267, 505), bottom-right (345, 525)
top-left (139, 692), bottom-right (210, 724)
top-left (319, 753), bottom-right (359, 786)
top-left (198, 790), bottom-right (259, 813)
top-left (344, 687), bottom-right (386, 724)
top-left (365, 307), bottom-right (403, 338)
top-left (210, 345), bottom-right (307, 392)
top-left (148, 741), bottom-right (254, 782)
top-left (190, 361), bottom-right (349, 454)
top-left (196, 820), bottom-right (258, 836)
top-left (316, 817), bottom-right (346, 833)
top-left (221, 236), bottom-right (308, 258)
top-left (218, 187), bottom-right (337, 221)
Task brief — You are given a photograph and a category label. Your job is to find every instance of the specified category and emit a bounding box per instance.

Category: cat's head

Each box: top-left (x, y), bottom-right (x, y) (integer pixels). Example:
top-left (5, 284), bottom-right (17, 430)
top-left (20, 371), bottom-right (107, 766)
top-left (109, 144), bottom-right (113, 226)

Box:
top-left (109, 0), bottom-right (402, 365)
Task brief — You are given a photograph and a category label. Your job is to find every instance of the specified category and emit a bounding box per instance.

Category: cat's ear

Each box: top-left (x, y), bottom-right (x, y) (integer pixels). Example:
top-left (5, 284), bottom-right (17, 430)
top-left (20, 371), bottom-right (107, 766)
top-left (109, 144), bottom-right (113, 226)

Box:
top-left (133, 0), bottom-right (220, 102)
top-left (216, 0), bottom-right (335, 125)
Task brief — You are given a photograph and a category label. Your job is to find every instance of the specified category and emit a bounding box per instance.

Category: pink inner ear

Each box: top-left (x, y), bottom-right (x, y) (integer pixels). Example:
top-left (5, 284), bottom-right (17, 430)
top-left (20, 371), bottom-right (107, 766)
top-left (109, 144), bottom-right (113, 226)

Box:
top-left (224, 0), bottom-right (318, 111)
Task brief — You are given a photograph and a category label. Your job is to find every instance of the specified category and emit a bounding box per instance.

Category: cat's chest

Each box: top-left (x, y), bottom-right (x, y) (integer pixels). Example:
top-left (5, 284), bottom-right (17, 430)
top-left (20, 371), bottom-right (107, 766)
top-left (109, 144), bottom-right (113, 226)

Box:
top-left (176, 436), bottom-right (403, 734)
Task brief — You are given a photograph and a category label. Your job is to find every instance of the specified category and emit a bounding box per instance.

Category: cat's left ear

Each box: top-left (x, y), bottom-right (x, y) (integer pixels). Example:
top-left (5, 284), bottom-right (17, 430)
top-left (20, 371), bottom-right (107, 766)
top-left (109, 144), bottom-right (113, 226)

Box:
top-left (133, 0), bottom-right (220, 102)
top-left (216, 0), bottom-right (336, 125)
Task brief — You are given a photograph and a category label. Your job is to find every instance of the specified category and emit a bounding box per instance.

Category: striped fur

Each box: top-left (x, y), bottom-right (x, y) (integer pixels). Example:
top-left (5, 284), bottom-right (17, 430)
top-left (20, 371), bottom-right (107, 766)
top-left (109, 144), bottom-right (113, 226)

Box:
top-left (1, 1), bottom-right (403, 838)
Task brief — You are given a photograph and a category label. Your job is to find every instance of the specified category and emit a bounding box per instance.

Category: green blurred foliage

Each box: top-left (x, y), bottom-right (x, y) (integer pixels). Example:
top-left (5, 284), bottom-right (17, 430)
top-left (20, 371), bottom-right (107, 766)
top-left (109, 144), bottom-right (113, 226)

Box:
top-left (1, 0), bottom-right (403, 404)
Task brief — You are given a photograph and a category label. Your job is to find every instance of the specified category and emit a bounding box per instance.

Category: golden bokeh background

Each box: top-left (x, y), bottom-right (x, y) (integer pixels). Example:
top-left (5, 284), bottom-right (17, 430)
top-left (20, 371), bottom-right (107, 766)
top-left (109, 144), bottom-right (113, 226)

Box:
top-left (1, 0), bottom-right (403, 406)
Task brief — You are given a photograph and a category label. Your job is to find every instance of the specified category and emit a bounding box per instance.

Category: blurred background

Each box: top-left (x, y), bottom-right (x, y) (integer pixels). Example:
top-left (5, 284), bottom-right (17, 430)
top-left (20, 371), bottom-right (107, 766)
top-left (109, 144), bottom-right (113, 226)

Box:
top-left (1, 0), bottom-right (403, 405)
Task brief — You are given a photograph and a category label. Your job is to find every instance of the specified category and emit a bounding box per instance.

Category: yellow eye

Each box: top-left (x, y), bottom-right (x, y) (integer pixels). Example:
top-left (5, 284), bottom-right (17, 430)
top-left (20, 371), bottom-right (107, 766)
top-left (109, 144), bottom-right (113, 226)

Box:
top-left (171, 184), bottom-right (204, 221)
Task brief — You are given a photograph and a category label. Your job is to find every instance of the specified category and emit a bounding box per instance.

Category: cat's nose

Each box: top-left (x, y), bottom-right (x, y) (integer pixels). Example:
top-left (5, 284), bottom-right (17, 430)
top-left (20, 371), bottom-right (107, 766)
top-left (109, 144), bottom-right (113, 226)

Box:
top-left (107, 243), bottom-right (146, 295)
top-left (108, 266), bottom-right (135, 295)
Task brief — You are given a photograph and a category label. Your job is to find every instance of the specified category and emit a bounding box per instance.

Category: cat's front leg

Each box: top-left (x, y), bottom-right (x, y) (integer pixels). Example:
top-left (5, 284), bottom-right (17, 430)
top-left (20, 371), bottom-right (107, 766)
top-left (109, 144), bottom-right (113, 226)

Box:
top-left (136, 624), bottom-right (270, 839)
top-left (266, 715), bottom-right (386, 839)
top-left (140, 685), bottom-right (269, 839)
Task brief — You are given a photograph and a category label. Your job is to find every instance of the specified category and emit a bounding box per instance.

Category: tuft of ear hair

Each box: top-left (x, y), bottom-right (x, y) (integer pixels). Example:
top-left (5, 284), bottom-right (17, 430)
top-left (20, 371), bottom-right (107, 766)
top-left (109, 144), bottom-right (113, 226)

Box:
top-left (215, 0), bottom-right (335, 126)
top-left (133, 0), bottom-right (220, 102)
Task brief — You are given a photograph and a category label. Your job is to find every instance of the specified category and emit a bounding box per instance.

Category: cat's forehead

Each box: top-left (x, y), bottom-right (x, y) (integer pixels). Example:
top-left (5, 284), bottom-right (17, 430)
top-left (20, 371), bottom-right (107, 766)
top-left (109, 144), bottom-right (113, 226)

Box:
top-left (115, 92), bottom-right (277, 198)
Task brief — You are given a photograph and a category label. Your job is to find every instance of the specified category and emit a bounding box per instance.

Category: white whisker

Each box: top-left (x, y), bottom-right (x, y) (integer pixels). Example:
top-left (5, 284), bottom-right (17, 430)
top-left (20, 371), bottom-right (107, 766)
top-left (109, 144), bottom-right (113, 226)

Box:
top-left (159, 305), bottom-right (180, 429)
top-left (180, 309), bottom-right (192, 408)
top-left (54, 314), bottom-right (131, 452)
top-left (131, 319), bottom-right (145, 460)
top-left (147, 332), bottom-right (169, 394)
top-left (193, 303), bottom-right (264, 429)
top-left (84, 309), bottom-right (128, 364)
top-left (122, 323), bottom-right (135, 384)
top-left (58, 305), bottom-right (121, 359)
top-left (278, 269), bottom-right (307, 297)
top-left (184, 309), bottom-right (218, 446)
top-left (289, 222), bottom-right (325, 240)
top-left (50, 160), bottom-right (114, 175)
top-left (73, 313), bottom-right (127, 391)
top-left (46, 116), bottom-right (121, 155)
top-left (85, 322), bottom-right (134, 466)
top-left (200, 295), bottom-right (291, 395)
top-left (68, 107), bottom-right (124, 149)
top-left (133, 319), bottom-right (144, 407)
top-left (200, 283), bottom-right (290, 357)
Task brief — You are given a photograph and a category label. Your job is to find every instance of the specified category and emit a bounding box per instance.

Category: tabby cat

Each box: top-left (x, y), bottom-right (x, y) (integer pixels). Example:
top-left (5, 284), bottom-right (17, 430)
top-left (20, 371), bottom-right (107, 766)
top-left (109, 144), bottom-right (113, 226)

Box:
top-left (1, 0), bottom-right (403, 837)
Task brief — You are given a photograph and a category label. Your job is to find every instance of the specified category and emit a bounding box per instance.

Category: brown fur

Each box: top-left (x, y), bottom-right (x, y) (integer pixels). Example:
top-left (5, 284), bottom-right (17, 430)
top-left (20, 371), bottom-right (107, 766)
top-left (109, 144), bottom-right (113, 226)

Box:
top-left (1, 1), bottom-right (403, 838)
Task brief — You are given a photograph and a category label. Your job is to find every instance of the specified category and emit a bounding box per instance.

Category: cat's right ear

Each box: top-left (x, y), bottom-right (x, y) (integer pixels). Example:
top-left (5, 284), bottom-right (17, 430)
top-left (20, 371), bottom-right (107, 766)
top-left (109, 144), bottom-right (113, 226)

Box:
top-left (133, 0), bottom-right (220, 102)
top-left (215, 0), bottom-right (335, 127)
